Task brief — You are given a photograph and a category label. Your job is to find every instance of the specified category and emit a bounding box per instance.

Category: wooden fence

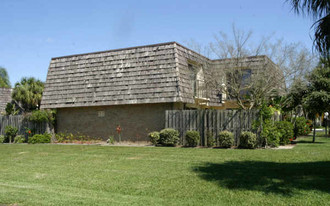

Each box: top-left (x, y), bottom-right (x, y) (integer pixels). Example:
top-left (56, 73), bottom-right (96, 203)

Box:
top-left (0, 115), bottom-right (50, 137)
top-left (165, 110), bottom-right (259, 146)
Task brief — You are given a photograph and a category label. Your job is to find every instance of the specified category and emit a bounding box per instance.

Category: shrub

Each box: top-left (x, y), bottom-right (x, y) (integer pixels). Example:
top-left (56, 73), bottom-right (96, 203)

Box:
top-left (5, 102), bottom-right (19, 115)
top-left (206, 131), bottom-right (215, 147)
top-left (306, 119), bottom-right (313, 131)
top-left (28, 133), bottom-right (51, 144)
top-left (148, 131), bottom-right (160, 145)
top-left (217, 131), bottom-right (234, 148)
top-left (294, 117), bottom-right (311, 137)
top-left (260, 104), bottom-right (274, 121)
top-left (107, 136), bottom-right (115, 144)
top-left (185, 130), bottom-right (200, 147)
top-left (275, 121), bottom-right (294, 145)
top-left (27, 109), bottom-right (56, 125)
top-left (4, 125), bottom-right (18, 143)
top-left (0, 135), bottom-right (4, 143)
top-left (14, 135), bottom-right (26, 143)
top-left (239, 131), bottom-right (257, 149)
top-left (55, 132), bottom-right (94, 143)
top-left (55, 133), bottom-right (65, 143)
top-left (261, 123), bottom-right (280, 147)
top-left (25, 127), bottom-right (34, 138)
top-left (159, 128), bottom-right (180, 146)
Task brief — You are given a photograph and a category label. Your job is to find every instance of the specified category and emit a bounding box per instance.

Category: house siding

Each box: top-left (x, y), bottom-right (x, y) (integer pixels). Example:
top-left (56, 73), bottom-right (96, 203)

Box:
top-left (41, 42), bottom-right (179, 109)
top-left (56, 103), bottom-right (175, 141)
top-left (0, 88), bottom-right (12, 114)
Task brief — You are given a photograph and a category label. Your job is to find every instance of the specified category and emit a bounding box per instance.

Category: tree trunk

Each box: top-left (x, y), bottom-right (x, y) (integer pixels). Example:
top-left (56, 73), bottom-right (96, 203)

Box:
top-left (260, 113), bottom-right (265, 147)
top-left (325, 119), bottom-right (328, 137)
top-left (313, 119), bottom-right (316, 143)
top-left (293, 111), bottom-right (297, 139)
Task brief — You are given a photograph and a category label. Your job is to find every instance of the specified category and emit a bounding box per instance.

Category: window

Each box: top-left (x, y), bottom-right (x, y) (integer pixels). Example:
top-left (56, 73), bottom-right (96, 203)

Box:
top-left (226, 68), bottom-right (252, 98)
top-left (188, 64), bottom-right (197, 97)
top-left (98, 111), bottom-right (105, 117)
top-left (241, 69), bottom-right (252, 87)
top-left (240, 69), bottom-right (252, 96)
top-left (188, 63), bottom-right (206, 98)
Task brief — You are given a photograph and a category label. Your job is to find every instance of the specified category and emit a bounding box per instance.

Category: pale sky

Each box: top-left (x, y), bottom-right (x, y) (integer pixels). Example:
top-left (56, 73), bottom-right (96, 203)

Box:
top-left (0, 0), bottom-right (314, 86)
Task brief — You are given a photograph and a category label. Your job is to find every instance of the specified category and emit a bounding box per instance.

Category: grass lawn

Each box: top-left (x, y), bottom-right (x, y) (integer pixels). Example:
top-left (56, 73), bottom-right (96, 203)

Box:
top-left (0, 133), bottom-right (329, 206)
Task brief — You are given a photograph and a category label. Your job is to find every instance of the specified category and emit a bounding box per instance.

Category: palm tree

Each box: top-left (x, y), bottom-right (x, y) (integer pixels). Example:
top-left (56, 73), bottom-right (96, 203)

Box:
top-left (287, 0), bottom-right (330, 57)
top-left (0, 67), bottom-right (11, 88)
top-left (12, 77), bottom-right (44, 112)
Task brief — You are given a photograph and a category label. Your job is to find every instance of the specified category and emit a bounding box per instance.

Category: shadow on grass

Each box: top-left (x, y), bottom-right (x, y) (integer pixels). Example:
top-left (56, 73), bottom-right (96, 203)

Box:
top-left (194, 161), bottom-right (330, 196)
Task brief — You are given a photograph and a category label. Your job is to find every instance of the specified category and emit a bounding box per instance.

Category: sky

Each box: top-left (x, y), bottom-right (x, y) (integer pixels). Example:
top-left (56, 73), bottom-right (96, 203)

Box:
top-left (0, 0), bottom-right (314, 86)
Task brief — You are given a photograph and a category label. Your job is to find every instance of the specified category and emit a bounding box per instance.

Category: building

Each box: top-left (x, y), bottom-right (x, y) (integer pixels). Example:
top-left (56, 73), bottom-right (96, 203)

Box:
top-left (41, 42), bottom-right (282, 141)
top-left (0, 88), bottom-right (12, 115)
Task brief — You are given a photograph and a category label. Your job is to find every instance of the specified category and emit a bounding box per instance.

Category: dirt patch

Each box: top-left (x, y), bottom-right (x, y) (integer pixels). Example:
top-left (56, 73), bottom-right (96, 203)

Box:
top-left (127, 156), bottom-right (142, 160)
top-left (35, 173), bottom-right (47, 179)
top-left (272, 144), bottom-right (296, 150)
top-left (104, 141), bottom-right (151, 147)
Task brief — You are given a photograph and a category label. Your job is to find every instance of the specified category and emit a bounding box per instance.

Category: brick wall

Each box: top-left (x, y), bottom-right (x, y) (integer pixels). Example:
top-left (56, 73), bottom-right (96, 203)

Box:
top-left (56, 103), bottom-right (176, 141)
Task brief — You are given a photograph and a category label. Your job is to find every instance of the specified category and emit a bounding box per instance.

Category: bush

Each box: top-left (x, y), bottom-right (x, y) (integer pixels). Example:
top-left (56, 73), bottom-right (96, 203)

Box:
top-left (27, 109), bottom-right (56, 125)
top-left (260, 104), bottom-right (274, 121)
top-left (306, 119), bottom-right (313, 131)
top-left (14, 135), bottom-right (26, 143)
top-left (4, 125), bottom-right (18, 143)
top-left (239, 131), bottom-right (257, 149)
top-left (159, 128), bottom-right (180, 146)
top-left (55, 133), bottom-right (65, 143)
top-left (275, 121), bottom-right (294, 145)
top-left (217, 131), bottom-right (234, 148)
top-left (206, 131), bottom-right (215, 147)
top-left (148, 131), bottom-right (160, 145)
top-left (261, 123), bottom-right (280, 147)
top-left (5, 102), bottom-right (19, 115)
top-left (185, 130), bottom-right (200, 147)
top-left (28, 133), bottom-right (51, 144)
top-left (107, 136), bottom-right (115, 144)
top-left (0, 135), bottom-right (4, 143)
top-left (294, 117), bottom-right (311, 137)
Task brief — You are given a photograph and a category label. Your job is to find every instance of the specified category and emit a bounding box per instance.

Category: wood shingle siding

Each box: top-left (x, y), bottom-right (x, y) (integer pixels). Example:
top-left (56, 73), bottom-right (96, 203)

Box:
top-left (0, 88), bottom-right (12, 113)
top-left (41, 42), bottom-right (280, 109)
top-left (41, 42), bottom-right (182, 109)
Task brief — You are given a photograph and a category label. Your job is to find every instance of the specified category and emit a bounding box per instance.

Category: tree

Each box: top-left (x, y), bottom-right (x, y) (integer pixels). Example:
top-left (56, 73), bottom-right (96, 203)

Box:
top-left (12, 77), bottom-right (44, 112)
top-left (304, 59), bottom-right (330, 142)
top-left (191, 25), bottom-right (315, 110)
top-left (282, 78), bottom-right (308, 115)
top-left (287, 0), bottom-right (330, 58)
top-left (0, 67), bottom-right (11, 88)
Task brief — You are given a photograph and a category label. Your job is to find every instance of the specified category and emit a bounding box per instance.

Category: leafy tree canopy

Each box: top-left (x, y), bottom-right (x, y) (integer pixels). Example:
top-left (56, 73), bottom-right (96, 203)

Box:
top-left (304, 64), bottom-right (330, 115)
top-left (283, 78), bottom-right (309, 112)
top-left (0, 67), bottom-right (11, 88)
top-left (12, 77), bottom-right (44, 112)
top-left (288, 0), bottom-right (330, 58)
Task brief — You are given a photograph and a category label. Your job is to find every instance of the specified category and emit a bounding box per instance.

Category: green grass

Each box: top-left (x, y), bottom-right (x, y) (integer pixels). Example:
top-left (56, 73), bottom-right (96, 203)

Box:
top-left (0, 134), bottom-right (329, 206)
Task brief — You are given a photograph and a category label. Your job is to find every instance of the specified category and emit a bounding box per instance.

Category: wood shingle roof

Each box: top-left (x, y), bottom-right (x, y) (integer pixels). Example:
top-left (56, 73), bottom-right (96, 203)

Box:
top-left (41, 42), bottom-right (279, 109)
top-left (41, 42), bottom-right (182, 108)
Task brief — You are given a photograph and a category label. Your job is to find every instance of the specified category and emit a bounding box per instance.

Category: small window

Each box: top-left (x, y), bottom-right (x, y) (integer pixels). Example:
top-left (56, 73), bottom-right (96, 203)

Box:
top-left (188, 62), bottom-right (206, 98)
top-left (188, 64), bottom-right (197, 96)
top-left (98, 111), bottom-right (105, 117)
top-left (241, 69), bottom-right (252, 86)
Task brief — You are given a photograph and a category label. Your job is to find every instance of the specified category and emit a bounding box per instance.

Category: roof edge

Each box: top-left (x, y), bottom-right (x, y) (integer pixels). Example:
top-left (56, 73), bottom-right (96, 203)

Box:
top-left (212, 55), bottom-right (268, 62)
top-left (51, 41), bottom-right (177, 60)
top-left (173, 42), bottom-right (212, 61)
